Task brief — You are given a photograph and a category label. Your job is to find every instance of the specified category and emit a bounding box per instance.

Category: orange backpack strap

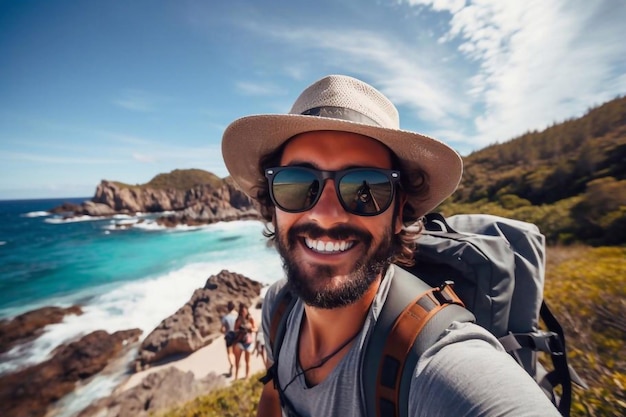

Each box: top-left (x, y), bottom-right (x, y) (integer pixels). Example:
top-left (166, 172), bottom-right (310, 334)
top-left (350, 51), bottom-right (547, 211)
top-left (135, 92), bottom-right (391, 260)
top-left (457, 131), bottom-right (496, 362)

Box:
top-left (361, 265), bottom-right (475, 417)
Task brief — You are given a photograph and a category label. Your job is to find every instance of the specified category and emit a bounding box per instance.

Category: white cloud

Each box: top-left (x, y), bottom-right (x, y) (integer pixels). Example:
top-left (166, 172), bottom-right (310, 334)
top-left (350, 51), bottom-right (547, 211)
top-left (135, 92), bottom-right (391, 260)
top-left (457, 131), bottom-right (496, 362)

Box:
top-left (132, 153), bottom-right (157, 163)
top-left (403, 0), bottom-right (467, 14)
top-left (235, 82), bottom-right (287, 96)
top-left (1, 151), bottom-right (122, 164)
top-left (230, 1), bottom-right (624, 150)
top-left (113, 90), bottom-right (172, 112)
top-left (405, 0), bottom-right (626, 144)
top-left (246, 24), bottom-right (469, 128)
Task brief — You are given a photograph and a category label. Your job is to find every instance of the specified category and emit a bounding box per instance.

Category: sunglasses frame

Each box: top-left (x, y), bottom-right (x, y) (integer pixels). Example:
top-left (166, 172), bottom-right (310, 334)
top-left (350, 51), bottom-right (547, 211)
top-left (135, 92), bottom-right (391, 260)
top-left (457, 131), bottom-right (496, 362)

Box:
top-left (265, 166), bottom-right (401, 216)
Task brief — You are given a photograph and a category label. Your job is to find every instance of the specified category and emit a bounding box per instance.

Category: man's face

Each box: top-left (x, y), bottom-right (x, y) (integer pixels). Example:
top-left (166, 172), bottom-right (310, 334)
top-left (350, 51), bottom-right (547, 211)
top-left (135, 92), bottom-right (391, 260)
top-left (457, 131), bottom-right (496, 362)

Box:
top-left (272, 131), bottom-right (404, 309)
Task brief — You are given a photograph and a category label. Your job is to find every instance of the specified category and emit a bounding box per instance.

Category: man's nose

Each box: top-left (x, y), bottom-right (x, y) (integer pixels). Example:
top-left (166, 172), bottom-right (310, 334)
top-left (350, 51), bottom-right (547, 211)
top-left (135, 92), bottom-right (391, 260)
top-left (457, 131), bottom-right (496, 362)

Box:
top-left (308, 179), bottom-right (350, 226)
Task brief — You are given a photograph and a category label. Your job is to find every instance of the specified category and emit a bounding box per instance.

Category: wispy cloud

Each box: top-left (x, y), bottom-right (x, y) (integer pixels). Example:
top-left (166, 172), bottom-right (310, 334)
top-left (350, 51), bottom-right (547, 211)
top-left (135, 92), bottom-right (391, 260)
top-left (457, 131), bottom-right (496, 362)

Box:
top-left (112, 89), bottom-right (172, 112)
top-left (132, 153), bottom-right (157, 163)
top-left (102, 132), bottom-right (155, 146)
top-left (237, 0), bottom-right (625, 149)
top-left (404, 0), bottom-right (626, 144)
top-left (244, 24), bottom-right (469, 127)
top-left (1, 151), bottom-right (123, 164)
top-left (235, 81), bottom-right (287, 96)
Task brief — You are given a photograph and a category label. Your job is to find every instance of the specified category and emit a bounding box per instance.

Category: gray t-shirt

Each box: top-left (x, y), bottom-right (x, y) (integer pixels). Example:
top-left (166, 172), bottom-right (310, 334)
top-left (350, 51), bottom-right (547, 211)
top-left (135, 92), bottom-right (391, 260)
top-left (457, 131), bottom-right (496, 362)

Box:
top-left (262, 266), bottom-right (560, 417)
top-left (222, 310), bottom-right (238, 333)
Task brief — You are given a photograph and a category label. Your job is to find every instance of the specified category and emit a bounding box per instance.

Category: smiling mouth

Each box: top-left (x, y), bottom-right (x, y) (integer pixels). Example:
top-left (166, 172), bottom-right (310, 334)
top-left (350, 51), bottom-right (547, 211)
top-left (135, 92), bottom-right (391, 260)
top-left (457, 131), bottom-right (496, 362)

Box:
top-left (303, 237), bottom-right (355, 254)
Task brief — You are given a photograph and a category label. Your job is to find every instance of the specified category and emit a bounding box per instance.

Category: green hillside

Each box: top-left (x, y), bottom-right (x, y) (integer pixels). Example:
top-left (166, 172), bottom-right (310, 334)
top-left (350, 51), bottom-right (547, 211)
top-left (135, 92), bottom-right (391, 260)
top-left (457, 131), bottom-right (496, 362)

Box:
top-left (112, 168), bottom-right (224, 191)
top-left (440, 95), bottom-right (626, 245)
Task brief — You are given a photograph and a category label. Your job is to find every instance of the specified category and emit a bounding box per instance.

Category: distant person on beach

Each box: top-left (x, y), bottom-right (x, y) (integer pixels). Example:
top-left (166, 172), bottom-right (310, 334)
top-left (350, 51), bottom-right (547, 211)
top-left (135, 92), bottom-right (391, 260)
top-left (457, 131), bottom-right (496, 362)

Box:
top-left (220, 300), bottom-right (238, 377)
top-left (254, 328), bottom-right (267, 368)
top-left (233, 302), bottom-right (257, 380)
top-left (221, 75), bottom-right (560, 416)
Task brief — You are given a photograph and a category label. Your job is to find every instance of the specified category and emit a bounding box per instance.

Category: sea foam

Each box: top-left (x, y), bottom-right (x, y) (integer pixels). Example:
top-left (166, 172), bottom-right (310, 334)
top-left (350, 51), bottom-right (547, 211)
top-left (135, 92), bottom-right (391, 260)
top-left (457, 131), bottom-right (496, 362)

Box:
top-left (0, 221), bottom-right (282, 376)
top-left (22, 211), bottom-right (51, 218)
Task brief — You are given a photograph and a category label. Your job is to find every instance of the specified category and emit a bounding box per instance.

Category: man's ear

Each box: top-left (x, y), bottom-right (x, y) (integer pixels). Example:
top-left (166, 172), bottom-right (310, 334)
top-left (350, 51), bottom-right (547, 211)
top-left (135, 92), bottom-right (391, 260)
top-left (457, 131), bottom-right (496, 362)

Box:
top-left (394, 193), bottom-right (407, 234)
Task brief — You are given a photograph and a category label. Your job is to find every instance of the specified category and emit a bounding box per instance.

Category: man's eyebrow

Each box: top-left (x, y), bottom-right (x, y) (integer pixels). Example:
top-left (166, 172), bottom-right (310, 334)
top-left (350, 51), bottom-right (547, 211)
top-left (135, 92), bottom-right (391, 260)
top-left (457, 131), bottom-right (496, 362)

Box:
top-left (284, 161), bottom-right (373, 170)
top-left (285, 161), bottom-right (318, 169)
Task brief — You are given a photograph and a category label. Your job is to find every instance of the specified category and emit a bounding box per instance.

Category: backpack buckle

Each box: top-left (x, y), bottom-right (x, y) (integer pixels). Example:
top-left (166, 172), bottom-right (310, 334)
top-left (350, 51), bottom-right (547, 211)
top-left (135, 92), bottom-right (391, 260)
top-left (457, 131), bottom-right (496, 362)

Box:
top-left (529, 331), bottom-right (564, 355)
top-left (433, 281), bottom-right (457, 305)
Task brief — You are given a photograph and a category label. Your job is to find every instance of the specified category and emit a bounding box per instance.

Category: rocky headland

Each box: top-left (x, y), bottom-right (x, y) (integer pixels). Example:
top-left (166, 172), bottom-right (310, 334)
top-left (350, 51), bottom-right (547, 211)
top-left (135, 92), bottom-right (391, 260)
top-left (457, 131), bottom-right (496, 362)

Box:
top-left (134, 270), bottom-right (263, 371)
top-left (50, 169), bottom-right (262, 227)
top-left (0, 270), bottom-right (264, 417)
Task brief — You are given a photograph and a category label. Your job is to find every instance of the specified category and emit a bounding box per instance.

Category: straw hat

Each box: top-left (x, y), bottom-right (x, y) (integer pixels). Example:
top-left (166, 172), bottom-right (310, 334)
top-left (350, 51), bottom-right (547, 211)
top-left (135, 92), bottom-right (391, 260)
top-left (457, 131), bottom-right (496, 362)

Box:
top-left (221, 74), bottom-right (462, 221)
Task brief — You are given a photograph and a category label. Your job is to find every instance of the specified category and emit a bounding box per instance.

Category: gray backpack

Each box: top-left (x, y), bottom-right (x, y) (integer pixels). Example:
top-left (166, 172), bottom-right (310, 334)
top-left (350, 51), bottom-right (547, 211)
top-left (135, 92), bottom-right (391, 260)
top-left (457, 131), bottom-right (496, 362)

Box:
top-left (263, 213), bottom-right (586, 417)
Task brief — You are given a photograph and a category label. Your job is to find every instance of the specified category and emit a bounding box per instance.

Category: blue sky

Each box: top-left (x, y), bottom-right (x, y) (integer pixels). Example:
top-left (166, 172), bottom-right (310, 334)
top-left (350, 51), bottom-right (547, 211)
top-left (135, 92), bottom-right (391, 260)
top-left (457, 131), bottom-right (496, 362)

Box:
top-left (1, 0), bottom-right (625, 200)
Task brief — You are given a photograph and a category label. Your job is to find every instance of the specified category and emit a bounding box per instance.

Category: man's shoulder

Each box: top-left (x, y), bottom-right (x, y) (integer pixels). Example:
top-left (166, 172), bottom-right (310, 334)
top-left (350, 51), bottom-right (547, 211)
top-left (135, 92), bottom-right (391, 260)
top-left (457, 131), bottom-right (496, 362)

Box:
top-left (263, 278), bottom-right (289, 307)
top-left (411, 322), bottom-right (561, 416)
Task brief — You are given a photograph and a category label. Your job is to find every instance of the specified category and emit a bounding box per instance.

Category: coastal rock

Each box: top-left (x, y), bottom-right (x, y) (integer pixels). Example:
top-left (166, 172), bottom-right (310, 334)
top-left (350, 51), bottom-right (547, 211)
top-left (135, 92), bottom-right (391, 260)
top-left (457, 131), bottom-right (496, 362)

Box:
top-left (135, 270), bottom-right (263, 370)
top-left (154, 179), bottom-right (262, 227)
top-left (77, 367), bottom-right (226, 417)
top-left (0, 305), bottom-right (83, 354)
top-left (92, 181), bottom-right (188, 213)
top-left (81, 200), bottom-right (118, 217)
top-left (50, 170), bottom-right (262, 226)
top-left (48, 202), bottom-right (84, 215)
top-left (0, 328), bottom-right (142, 417)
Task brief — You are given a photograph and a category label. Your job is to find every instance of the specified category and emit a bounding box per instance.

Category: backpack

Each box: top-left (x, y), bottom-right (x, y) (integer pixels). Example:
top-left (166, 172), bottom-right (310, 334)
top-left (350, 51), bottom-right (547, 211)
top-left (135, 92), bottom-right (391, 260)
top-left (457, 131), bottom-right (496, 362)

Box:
top-left (263, 213), bottom-right (586, 417)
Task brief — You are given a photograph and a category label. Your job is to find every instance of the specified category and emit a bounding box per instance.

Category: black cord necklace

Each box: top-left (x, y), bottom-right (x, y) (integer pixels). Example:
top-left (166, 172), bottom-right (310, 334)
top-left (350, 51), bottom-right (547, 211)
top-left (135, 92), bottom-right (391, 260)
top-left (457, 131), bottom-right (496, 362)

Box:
top-left (282, 329), bottom-right (361, 392)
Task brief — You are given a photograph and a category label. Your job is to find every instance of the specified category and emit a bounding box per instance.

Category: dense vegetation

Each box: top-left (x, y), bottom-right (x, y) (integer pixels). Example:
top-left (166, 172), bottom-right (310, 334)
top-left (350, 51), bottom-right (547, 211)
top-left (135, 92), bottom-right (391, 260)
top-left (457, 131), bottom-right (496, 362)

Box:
top-left (113, 168), bottom-right (223, 190)
top-left (441, 95), bottom-right (626, 245)
top-left (158, 373), bottom-right (264, 417)
top-left (156, 97), bottom-right (625, 416)
top-left (544, 246), bottom-right (626, 416)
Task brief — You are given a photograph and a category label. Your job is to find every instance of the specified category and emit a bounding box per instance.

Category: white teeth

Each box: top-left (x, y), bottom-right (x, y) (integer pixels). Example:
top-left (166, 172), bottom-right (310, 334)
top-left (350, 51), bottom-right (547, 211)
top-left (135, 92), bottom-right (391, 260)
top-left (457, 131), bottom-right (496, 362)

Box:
top-left (305, 238), bottom-right (354, 253)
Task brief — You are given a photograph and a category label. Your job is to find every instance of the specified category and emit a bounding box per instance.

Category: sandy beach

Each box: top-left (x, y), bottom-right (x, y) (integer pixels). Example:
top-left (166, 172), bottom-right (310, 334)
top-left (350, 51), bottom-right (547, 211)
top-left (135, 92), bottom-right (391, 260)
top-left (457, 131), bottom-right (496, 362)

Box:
top-left (121, 302), bottom-right (267, 391)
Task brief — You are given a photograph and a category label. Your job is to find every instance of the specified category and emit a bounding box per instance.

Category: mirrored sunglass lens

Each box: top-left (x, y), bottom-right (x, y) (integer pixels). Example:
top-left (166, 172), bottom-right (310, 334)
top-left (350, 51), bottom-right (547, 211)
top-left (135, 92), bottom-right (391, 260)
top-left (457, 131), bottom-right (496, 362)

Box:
top-left (272, 169), bottom-right (320, 211)
top-left (338, 171), bottom-right (392, 214)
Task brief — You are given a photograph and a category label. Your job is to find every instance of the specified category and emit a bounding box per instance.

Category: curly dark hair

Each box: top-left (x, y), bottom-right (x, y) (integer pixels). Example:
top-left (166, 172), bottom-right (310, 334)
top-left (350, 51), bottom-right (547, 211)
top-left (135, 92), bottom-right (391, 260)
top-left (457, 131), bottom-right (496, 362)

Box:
top-left (252, 139), bottom-right (430, 267)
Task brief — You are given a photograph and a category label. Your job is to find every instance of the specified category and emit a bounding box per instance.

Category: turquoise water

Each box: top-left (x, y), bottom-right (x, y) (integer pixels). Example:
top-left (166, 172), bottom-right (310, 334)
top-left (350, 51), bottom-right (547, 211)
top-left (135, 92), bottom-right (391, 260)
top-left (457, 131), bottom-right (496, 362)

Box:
top-left (0, 197), bottom-right (283, 380)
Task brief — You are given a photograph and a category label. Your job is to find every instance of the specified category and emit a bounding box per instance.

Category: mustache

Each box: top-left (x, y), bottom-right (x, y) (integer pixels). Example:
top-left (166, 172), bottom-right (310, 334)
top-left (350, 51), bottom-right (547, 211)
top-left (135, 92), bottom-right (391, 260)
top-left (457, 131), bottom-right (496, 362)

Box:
top-left (287, 223), bottom-right (372, 243)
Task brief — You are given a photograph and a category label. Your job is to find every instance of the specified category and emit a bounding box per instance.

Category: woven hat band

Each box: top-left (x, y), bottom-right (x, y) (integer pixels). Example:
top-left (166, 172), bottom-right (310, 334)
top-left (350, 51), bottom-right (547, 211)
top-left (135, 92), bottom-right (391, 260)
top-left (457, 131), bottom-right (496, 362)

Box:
top-left (300, 106), bottom-right (381, 127)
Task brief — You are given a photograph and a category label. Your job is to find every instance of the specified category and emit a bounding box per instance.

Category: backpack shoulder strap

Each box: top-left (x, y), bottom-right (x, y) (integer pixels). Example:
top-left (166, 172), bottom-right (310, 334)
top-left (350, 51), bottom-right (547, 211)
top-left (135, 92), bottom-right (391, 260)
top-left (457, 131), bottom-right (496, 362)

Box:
top-left (259, 283), bottom-right (297, 386)
top-left (362, 265), bottom-right (475, 417)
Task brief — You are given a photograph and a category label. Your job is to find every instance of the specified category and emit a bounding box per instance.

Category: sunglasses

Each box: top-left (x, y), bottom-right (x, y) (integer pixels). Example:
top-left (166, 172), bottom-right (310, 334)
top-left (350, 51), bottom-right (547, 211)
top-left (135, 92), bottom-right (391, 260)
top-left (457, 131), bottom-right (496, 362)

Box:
top-left (265, 166), bottom-right (400, 216)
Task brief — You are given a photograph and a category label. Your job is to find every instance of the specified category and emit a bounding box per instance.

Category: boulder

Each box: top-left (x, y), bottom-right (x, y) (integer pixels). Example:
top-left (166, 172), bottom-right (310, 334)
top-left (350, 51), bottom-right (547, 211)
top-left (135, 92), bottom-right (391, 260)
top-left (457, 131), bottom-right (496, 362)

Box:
top-left (135, 270), bottom-right (263, 370)
top-left (81, 201), bottom-right (117, 216)
top-left (48, 202), bottom-right (84, 215)
top-left (0, 328), bottom-right (142, 417)
top-left (0, 305), bottom-right (83, 354)
top-left (77, 367), bottom-right (226, 417)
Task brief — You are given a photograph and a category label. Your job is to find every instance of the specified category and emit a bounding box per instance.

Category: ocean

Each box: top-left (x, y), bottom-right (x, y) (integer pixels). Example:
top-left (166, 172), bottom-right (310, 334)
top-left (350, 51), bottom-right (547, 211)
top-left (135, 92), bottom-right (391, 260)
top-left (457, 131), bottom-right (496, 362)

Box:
top-left (0, 197), bottom-right (283, 415)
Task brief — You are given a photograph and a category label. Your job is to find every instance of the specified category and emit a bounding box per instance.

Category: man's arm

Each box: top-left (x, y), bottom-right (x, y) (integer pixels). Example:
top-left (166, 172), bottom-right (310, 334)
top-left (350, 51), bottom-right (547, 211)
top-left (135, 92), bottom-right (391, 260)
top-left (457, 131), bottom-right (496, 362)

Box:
top-left (256, 372), bottom-right (282, 417)
top-left (410, 322), bottom-right (561, 416)
top-left (258, 279), bottom-right (288, 417)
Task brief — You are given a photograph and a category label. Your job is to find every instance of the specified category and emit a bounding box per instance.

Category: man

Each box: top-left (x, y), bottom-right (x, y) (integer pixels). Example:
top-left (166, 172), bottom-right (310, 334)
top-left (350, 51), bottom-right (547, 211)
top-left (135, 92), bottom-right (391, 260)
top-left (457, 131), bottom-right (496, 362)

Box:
top-left (220, 300), bottom-right (238, 377)
top-left (221, 75), bottom-right (560, 416)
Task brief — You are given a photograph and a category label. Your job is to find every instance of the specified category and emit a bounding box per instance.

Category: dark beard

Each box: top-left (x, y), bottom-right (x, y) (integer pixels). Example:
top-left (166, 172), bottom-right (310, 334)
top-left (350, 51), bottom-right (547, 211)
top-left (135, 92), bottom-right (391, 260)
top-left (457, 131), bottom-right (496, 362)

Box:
top-left (275, 222), bottom-right (394, 309)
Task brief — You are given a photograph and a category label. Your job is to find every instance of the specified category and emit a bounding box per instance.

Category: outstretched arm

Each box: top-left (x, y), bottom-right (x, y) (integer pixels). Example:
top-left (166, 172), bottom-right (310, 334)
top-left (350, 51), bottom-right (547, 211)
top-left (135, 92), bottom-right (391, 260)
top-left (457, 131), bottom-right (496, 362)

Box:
top-left (256, 371), bottom-right (282, 417)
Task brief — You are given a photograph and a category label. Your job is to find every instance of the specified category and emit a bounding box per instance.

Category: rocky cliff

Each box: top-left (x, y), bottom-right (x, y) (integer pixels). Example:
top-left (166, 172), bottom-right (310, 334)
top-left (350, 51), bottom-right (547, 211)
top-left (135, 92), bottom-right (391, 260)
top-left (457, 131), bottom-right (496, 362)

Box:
top-left (50, 170), bottom-right (262, 226)
top-left (135, 269), bottom-right (263, 370)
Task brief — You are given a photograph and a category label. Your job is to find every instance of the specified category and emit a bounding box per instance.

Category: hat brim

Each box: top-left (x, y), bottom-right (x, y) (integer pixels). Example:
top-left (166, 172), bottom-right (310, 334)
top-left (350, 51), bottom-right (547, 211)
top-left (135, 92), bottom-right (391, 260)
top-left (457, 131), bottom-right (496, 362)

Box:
top-left (221, 114), bottom-right (462, 220)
